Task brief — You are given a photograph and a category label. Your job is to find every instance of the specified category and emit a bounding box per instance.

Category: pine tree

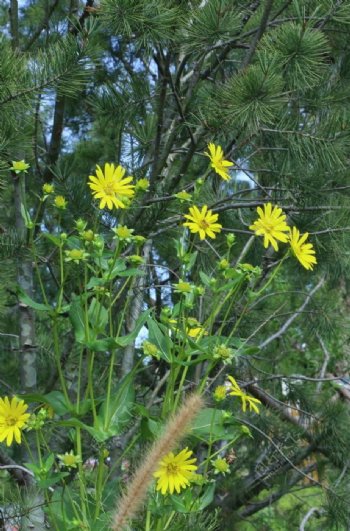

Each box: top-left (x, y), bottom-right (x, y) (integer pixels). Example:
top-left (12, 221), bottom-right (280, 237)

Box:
top-left (1, 0), bottom-right (350, 529)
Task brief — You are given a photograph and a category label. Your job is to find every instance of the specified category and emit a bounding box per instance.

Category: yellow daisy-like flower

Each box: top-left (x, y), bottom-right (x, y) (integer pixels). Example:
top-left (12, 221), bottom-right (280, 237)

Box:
top-left (205, 143), bottom-right (234, 181)
top-left (88, 163), bottom-right (135, 210)
top-left (289, 227), bottom-right (317, 271)
top-left (249, 203), bottom-right (289, 251)
top-left (57, 450), bottom-right (81, 469)
top-left (227, 376), bottom-right (261, 414)
top-left (183, 205), bottom-right (222, 240)
top-left (153, 448), bottom-right (198, 495)
top-left (0, 396), bottom-right (30, 446)
top-left (11, 160), bottom-right (30, 174)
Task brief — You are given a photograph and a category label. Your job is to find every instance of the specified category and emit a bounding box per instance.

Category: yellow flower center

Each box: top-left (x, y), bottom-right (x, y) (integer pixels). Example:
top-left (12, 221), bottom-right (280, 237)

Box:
top-left (70, 250), bottom-right (84, 260)
top-left (167, 463), bottom-right (179, 474)
top-left (5, 416), bottom-right (18, 426)
top-left (260, 219), bottom-right (275, 234)
top-left (103, 183), bottom-right (116, 196)
top-left (63, 455), bottom-right (76, 465)
top-left (198, 219), bottom-right (210, 230)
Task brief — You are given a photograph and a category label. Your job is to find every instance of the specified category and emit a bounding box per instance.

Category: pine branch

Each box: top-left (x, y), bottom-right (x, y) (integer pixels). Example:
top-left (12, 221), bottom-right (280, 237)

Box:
top-left (24, 0), bottom-right (60, 51)
top-left (242, 0), bottom-right (275, 68)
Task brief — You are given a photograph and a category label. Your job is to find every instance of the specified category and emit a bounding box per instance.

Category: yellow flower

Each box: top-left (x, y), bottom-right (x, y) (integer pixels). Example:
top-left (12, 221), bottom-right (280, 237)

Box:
top-left (65, 249), bottom-right (89, 264)
top-left (213, 385), bottom-right (227, 402)
top-left (227, 376), bottom-right (261, 414)
top-left (113, 225), bottom-right (134, 241)
top-left (205, 143), bottom-right (234, 181)
top-left (186, 317), bottom-right (207, 338)
top-left (42, 183), bottom-right (54, 194)
top-left (153, 448), bottom-right (198, 495)
top-left (186, 326), bottom-right (203, 338)
top-left (54, 195), bottom-right (67, 209)
top-left (0, 396), bottom-right (30, 446)
top-left (88, 163), bottom-right (135, 210)
top-left (289, 227), bottom-right (317, 271)
top-left (135, 178), bottom-right (150, 192)
top-left (183, 205), bottom-right (222, 240)
top-left (173, 280), bottom-right (193, 294)
top-left (249, 203), bottom-right (289, 251)
top-left (57, 450), bottom-right (81, 469)
top-left (212, 457), bottom-right (230, 475)
top-left (11, 160), bottom-right (30, 174)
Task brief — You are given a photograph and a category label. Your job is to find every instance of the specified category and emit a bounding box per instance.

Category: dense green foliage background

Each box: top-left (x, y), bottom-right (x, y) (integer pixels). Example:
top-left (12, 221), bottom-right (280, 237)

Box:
top-left (1, 0), bottom-right (350, 529)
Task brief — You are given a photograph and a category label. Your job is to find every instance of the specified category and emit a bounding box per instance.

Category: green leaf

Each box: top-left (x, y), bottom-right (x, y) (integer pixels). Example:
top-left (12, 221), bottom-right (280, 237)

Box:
top-left (117, 268), bottom-right (145, 277)
top-left (42, 391), bottom-right (72, 415)
top-left (88, 297), bottom-right (108, 333)
top-left (16, 287), bottom-right (51, 312)
top-left (86, 276), bottom-right (106, 289)
top-left (93, 373), bottom-right (135, 441)
top-left (197, 482), bottom-right (216, 510)
top-left (114, 309), bottom-right (151, 347)
top-left (169, 482), bottom-right (215, 513)
top-left (147, 317), bottom-right (173, 363)
top-left (37, 473), bottom-right (69, 489)
top-left (199, 270), bottom-right (212, 287)
top-left (20, 203), bottom-right (33, 229)
top-left (191, 408), bottom-right (242, 442)
top-left (69, 295), bottom-right (87, 343)
top-left (86, 337), bottom-right (119, 352)
top-left (42, 233), bottom-right (62, 247)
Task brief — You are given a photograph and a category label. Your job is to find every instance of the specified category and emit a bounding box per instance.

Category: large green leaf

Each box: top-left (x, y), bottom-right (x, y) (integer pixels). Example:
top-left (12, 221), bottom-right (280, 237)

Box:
top-left (191, 408), bottom-right (243, 442)
top-left (93, 373), bottom-right (135, 441)
top-left (114, 309), bottom-right (151, 347)
top-left (147, 317), bottom-right (174, 362)
top-left (88, 297), bottom-right (108, 333)
top-left (16, 286), bottom-right (52, 312)
top-left (169, 482), bottom-right (216, 513)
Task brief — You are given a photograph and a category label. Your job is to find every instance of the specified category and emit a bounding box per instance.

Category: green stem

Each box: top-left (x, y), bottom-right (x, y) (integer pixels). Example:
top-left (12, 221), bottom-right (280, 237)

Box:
top-left (254, 255), bottom-right (286, 298)
top-left (163, 511), bottom-right (176, 530)
top-left (52, 318), bottom-right (70, 406)
top-left (94, 450), bottom-right (106, 520)
top-left (57, 242), bottom-right (65, 312)
top-left (203, 407), bottom-right (216, 476)
top-left (76, 347), bottom-right (84, 415)
top-left (145, 509), bottom-right (151, 531)
top-left (76, 427), bottom-right (87, 521)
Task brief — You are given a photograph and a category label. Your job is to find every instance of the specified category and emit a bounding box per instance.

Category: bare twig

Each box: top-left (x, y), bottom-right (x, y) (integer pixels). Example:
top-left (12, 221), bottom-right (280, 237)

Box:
top-left (259, 277), bottom-right (325, 350)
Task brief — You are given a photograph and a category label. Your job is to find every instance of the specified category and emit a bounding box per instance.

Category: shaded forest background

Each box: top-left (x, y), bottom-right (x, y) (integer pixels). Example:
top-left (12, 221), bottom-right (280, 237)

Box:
top-left (2, 0), bottom-right (350, 529)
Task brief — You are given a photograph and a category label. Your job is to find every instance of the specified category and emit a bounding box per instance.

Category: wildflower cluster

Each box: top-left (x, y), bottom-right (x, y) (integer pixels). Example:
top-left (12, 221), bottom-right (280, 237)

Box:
top-left (4, 144), bottom-right (320, 531)
top-left (249, 203), bottom-right (317, 270)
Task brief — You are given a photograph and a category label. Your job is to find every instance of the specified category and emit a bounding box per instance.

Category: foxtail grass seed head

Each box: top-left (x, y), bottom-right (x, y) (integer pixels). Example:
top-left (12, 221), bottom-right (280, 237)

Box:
top-left (112, 393), bottom-right (204, 530)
